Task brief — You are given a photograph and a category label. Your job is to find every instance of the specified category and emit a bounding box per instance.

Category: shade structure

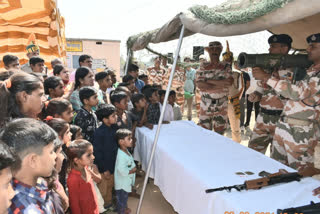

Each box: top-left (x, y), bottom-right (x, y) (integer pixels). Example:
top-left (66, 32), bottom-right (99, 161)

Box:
top-left (0, 0), bottom-right (66, 69)
top-left (127, 0), bottom-right (320, 51)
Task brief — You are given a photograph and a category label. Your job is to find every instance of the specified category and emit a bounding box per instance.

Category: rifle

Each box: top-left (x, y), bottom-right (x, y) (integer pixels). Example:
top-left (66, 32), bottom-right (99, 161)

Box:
top-left (205, 171), bottom-right (303, 193)
top-left (277, 201), bottom-right (320, 214)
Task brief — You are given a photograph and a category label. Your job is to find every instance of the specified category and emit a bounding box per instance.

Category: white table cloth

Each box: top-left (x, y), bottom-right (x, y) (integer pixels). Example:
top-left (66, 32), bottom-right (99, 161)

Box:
top-left (134, 121), bottom-right (320, 214)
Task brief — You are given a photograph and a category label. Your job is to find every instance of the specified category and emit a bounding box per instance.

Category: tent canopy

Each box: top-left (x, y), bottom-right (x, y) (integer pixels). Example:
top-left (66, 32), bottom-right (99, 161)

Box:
top-left (0, 0), bottom-right (66, 69)
top-left (127, 0), bottom-right (320, 51)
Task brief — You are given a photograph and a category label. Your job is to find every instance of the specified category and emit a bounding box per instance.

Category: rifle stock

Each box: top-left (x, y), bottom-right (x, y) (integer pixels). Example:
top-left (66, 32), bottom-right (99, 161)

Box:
top-left (277, 201), bottom-right (320, 214)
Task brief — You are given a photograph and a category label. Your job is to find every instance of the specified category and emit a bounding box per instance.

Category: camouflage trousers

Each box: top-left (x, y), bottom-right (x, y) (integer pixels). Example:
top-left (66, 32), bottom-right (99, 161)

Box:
top-left (195, 88), bottom-right (201, 117)
top-left (248, 112), bottom-right (280, 154)
top-left (270, 119), bottom-right (319, 171)
top-left (199, 96), bottom-right (228, 135)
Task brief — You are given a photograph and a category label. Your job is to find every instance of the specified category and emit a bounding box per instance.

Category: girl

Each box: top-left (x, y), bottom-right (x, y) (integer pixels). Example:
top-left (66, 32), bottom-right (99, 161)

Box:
top-left (45, 138), bottom-right (69, 214)
top-left (66, 140), bottom-right (99, 214)
top-left (46, 98), bottom-right (74, 123)
top-left (0, 72), bottom-right (45, 127)
top-left (44, 76), bottom-right (64, 100)
top-left (53, 64), bottom-right (70, 86)
top-left (70, 67), bottom-right (95, 111)
top-left (70, 124), bottom-right (83, 141)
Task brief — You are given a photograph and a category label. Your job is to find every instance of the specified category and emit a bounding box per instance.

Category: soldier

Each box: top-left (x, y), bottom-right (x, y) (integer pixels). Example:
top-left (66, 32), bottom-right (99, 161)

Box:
top-left (147, 57), bottom-right (166, 88)
top-left (196, 41), bottom-right (233, 135)
top-left (255, 33), bottom-right (320, 171)
top-left (223, 41), bottom-right (244, 143)
top-left (248, 34), bottom-right (293, 154)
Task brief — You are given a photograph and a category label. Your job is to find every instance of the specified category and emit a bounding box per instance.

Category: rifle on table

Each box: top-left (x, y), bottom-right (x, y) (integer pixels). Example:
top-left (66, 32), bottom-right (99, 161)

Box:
top-left (277, 201), bottom-right (320, 214)
top-left (205, 170), bottom-right (303, 193)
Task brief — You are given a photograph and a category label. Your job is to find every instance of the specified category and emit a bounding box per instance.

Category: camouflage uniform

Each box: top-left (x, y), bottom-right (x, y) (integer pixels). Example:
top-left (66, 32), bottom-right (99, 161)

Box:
top-left (148, 68), bottom-right (166, 87)
top-left (248, 69), bottom-right (291, 154)
top-left (196, 62), bottom-right (232, 134)
top-left (267, 64), bottom-right (320, 171)
top-left (166, 67), bottom-right (185, 112)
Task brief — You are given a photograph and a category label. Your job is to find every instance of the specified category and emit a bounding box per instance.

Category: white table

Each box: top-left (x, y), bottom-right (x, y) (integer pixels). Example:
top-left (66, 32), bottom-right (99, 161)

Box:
top-left (134, 121), bottom-right (320, 214)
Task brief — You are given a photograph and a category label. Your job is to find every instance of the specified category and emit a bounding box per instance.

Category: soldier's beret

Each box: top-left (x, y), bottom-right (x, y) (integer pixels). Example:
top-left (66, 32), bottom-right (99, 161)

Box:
top-left (268, 34), bottom-right (293, 47)
top-left (306, 33), bottom-right (320, 43)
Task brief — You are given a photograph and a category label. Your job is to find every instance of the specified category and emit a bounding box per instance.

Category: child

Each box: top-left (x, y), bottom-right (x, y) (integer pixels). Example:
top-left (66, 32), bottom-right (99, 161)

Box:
top-left (158, 90), bottom-right (174, 122)
top-left (66, 139), bottom-right (99, 214)
top-left (46, 98), bottom-right (74, 123)
top-left (53, 64), bottom-right (70, 86)
top-left (2, 55), bottom-right (20, 71)
top-left (45, 138), bottom-right (69, 214)
top-left (73, 86), bottom-right (99, 143)
top-left (111, 91), bottom-right (134, 130)
top-left (144, 87), bottom-right (161, 124)
top-left (114, 86), bottom-right (134, 111)
top-left (168, 90), bottom-right (182, 120)
top-left (0, 142), bottom-right (16, 214)
top-left (122, 74), bottom-right (137, 94)
top-left (114, 129), bottom-right (136, 214)
top-left (44, 76), bottom-right (65, 100)
top-left (93, 104), bottom-right (118, 210)
top-left (46, 117), bottom-right (72, 146)
top-left (130, 93), bottom-right (153, 129)
top-left (95, 71), bottom-right (113, 104)
top-left (1, 118), bottom-right (58, 213)
top-left (70, 124), bottom-right (83, 141)
top-left (29, 56), bottom-right (45, 73)
top-left (0, 72), bottom-right (45, 127)
top-left (138, 74), bottom-right (148, 86)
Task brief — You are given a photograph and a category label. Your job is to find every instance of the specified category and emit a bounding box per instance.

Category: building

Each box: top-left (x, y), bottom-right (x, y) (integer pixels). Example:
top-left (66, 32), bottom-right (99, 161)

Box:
top-left (66, 38), bottom-right (121, 79)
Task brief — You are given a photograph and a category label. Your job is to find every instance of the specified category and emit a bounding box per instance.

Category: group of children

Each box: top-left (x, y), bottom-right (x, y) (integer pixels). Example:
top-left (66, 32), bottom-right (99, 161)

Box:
top-left (0, 56), bottom-right (183, 214)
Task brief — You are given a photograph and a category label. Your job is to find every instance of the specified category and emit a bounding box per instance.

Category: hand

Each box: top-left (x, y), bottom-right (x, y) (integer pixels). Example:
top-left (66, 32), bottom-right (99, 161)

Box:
top-left (103, 170), bottom-right (111, 179)
top-left (248, 92), bottom-right (261, 103)
top-left (130, 167), bottom-right (137, 174)
top-left (313, 186), bottom-right (320, 197)
top-left (252, 67), bottom-right (270, 81)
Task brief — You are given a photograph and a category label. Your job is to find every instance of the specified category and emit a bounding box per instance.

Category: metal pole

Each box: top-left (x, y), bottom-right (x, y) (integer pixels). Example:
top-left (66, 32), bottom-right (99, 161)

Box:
top-left (136, 24), bottom-right (185, 214)
top-left (124, 50), bottom-right (131, 75)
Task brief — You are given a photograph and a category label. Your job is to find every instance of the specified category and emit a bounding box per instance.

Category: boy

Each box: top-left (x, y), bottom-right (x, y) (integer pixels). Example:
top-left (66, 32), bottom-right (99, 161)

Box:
top-left (111, 91), bottom-right (135, 131)
top-left (0, 142), bottom-right (16, 214)
top-left (144, 87), bottom-right (161, 124)
top-left (130, 93), bottom-right (153, 129)
top-left (127, 64), bottom-right (145, 93)
top-left (168, 90), bottom-right (182, 121)
top-left (138, 74), bottom-right (148, 86)
top-left (74, 86), bottom-right (99, 143)
top-left (95, 71), bottom-right (113, 104)
top-left (0, 118), bottom-right (57, 213)
top-left (114, 129), bottom-right (136, 214)
top-left (2, 55), bottom-right (20, 71)
top-left (93, 104), bottom-right (118, 210)
top-left (29, 56), bottom-right (45, 73)
top-left (122, 75), bottom-right (137, 94)
top-left (158, 90), bottom-right (174, 122)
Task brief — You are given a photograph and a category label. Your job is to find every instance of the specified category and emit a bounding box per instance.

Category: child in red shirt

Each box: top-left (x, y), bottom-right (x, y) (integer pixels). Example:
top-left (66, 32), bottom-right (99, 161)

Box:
top-left (67, 139), bottom-right (99, 214)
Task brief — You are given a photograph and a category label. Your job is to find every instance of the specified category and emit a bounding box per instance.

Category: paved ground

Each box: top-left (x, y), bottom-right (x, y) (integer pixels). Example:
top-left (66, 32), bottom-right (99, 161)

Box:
top-left (112, 102), bottom-right (267, 214)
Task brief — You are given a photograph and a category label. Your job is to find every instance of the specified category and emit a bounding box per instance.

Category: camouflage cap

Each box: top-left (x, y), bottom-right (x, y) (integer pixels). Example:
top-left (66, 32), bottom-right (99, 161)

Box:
top-left (306, 33), bottom-right (320, 43)
top-left (206, 41), bottom-right (223, 48)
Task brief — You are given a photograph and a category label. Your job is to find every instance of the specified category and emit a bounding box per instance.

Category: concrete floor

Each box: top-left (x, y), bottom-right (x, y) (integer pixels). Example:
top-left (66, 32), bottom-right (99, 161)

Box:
top-left (120, 102), bottom-right (267, 214)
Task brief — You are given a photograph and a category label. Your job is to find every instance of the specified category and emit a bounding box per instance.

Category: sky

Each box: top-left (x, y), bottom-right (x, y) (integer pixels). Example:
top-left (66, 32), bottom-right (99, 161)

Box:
top-left (58, 0), bottom-right (271, 63)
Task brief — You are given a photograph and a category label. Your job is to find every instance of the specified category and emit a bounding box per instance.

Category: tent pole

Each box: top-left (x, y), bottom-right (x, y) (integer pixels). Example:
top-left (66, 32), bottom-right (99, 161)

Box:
top-left (124, 50), bottom-right (131, 75)
top-left (136, 24), bottom-right (185, 214)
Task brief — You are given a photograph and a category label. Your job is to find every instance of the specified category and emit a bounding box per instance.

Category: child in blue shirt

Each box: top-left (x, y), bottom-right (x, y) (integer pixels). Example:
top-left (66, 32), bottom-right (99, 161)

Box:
top-left (114, 129), bottom-right (136, 214)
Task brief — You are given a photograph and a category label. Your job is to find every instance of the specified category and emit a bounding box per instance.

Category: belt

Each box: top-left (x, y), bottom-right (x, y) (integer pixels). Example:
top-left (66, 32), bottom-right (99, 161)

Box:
top-left (211, 96), bottom-right (228, 105)
top-left (260, 107), bottom-right (282, 116)
top-left (282, 116), bottom-right (314, 126)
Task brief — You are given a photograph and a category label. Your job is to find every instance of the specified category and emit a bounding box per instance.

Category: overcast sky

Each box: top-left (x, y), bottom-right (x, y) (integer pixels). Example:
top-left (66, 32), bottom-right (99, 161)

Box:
top-left (58, 0), bottom-right (271, 62)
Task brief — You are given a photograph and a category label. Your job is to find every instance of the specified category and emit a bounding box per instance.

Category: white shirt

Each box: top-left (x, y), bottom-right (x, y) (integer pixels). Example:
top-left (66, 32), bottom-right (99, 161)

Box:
top-left (159, 102), bottom-right (174, 121)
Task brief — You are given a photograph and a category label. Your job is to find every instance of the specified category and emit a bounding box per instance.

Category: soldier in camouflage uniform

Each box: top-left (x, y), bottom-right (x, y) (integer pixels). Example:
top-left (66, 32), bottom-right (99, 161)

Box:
top-left (248, 34), bottom-right (293, 154)
top-left (147, 57), bottom-right (166, 88)
top-left (257, 33), bottom-right (320, 171)
top-left (196, 41), bottom-right (233, 135)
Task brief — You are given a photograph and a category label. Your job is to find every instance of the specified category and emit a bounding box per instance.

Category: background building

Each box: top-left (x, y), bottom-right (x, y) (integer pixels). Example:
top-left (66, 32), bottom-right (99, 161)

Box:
top-left (66, 38), bottom-right (121, 79)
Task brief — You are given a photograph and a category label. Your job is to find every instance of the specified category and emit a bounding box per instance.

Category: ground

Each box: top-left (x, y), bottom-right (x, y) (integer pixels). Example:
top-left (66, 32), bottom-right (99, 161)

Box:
top-left (110, 101), bottom-right (267, 214)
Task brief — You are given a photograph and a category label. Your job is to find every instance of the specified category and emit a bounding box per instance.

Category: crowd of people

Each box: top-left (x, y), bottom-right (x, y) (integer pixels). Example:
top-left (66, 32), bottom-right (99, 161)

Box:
top-left (1, 32), bottom-right (320, 214)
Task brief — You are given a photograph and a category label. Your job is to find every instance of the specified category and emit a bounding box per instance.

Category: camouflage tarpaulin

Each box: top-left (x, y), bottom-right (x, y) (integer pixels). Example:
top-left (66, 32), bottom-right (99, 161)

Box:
top-left (127, 0), bottom-right (320, 51)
